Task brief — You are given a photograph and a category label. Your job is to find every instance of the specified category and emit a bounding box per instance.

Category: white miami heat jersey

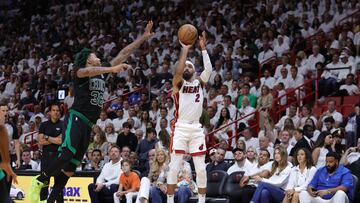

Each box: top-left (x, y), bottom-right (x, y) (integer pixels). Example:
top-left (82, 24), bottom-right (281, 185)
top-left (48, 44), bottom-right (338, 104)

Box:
top-left (174, 79), bottom-right (204, 122)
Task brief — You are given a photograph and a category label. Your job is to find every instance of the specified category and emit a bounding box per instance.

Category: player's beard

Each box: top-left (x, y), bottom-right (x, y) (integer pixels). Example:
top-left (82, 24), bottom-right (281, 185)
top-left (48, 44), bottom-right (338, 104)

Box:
top-left (183, 70), bottom-right (192, 81)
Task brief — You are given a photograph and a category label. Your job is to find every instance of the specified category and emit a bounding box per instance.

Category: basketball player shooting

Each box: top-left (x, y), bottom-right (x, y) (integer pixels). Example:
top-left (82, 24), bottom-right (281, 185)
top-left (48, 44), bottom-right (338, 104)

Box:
top-left (29, 21), bottom-right (154, 203)
top-left (0, 100), bottom-right (18, 203)
top-left (167, 31), bottom-right (212, 203)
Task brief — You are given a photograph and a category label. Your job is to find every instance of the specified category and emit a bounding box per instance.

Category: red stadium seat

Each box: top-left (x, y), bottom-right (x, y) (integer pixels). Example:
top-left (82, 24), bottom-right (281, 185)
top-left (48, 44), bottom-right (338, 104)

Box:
top-left (323, 97), bottom-right (341, 105)
top-left (342, 106), bottom-right (354, 118)
top-left (343, 96), bottom-right (360, 105)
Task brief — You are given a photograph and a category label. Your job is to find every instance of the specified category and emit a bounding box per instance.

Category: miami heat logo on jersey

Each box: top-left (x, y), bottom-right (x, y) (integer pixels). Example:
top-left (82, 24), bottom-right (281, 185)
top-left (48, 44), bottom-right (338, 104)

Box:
top-left (182, 85), bottom-right (200, 94)
top-left (173, 79), bottom-right (203, 123)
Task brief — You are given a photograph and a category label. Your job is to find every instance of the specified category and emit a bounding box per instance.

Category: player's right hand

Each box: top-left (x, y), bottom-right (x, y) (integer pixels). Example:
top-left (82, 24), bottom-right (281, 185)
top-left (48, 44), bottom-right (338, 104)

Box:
top-left (179, 40), bottom-right (192, 50)
top-left (0, 162), bottom-right (18, 184)
top-left (112, 64), bottom-right (131, 73)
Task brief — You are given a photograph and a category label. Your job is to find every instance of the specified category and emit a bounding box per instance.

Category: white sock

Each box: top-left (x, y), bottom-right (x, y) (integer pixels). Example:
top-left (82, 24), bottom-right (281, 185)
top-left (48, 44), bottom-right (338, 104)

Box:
top-left (198, 194), bottom-right (206, 203)
top-left (167, 194), bottom-right (174, 203)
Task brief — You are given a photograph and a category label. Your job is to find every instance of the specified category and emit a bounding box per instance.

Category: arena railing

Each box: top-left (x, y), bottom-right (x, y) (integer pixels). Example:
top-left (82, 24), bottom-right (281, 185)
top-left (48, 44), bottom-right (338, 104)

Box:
top-left (23, 131), bottom-right (39, 151)
top-left (206, 79), bottom-right (316, 151)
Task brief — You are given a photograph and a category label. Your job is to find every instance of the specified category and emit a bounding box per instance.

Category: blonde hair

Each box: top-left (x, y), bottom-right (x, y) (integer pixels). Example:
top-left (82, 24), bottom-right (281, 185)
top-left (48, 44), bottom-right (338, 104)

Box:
top-left (148, 148), bottom-right (169, 180)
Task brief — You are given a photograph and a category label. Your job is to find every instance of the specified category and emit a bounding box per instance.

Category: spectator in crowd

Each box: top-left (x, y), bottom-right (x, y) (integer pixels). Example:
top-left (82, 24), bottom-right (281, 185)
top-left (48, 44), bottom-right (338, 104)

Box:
top-left (214, 108), bottom-right (235, 144)
top-left (206, 147), bottom-right (231, 173)
top-left (150, 154), bottom-right (196, 203)
top-left (257, 135), bottom-right (274, 159)
top-left (339, 74), bottom-right (360, 96)
top-left (283, 148), bottom-right (317, 203)
top-left (239, 127), bottom-right (259, 150)
top-left (237, 84), bottom-right (257, 109)
top-left (289, 129), bottom-right (313, 161)
top-left (113, 160), bottom-right (140, 203)
top-left (341, 138), bottom-right (360, 166)
top-left (299, 104), bottom-right (318, 128)
top-left (319, 100), bottom-right (343, 129)
top-left (238, 96), bottom-right (256, 127)
top-left (275, 104), bottom-right (301, 130)
top-left (116, 122), bottom-right (138, 152)
top-left (112, 108), bottom-right (126, 133)
top-left (300, 152), bottom-right (354, 203)
top-left (158, 118), bottom-right (170, 149)
top-left (257, 85), bottom-right (274, 129)
top-left (250, 146), bottom-right (292, 203)
top-left (91, 127), bottom-right (111, 156)
top-left (88, 146), bottom-right (122, 203)
top-left (227, 148), bottom-right (254, 175)
top-left (313, 132), bottom-right (335, 169)
top-left (238, 149), bottom-right (271, 203)
top-left (20, 149), bottom-right (39, 170)
top-left (258, 40), bottom-right (276, 64)
top-left (260, 69), bottom-right (276, 90)
top-left (274, 55), bottom-right (292, 80)
top-left (344, 104), bottom-right (360, 148)
top-left (136, 128), bottom-right (158, 165)
top-left (84, 149), bottom-right (103, 171)
top-left (105, 122), bottom-right (118, 144)
top-left (136, 148), bottom-right (168, 203)
top-left (279, 130), bottom-right (294, 156)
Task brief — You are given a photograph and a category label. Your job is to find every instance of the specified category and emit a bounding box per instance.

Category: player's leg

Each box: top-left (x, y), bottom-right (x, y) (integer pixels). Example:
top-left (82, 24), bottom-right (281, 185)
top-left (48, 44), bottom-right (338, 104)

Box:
top-left (167, 126), bottom-right (188, 203)
top-left (30, 112), bottom-right (86, 203)
top-left (189, 125), bottom-right (207, 203)
top-left (48, 120), bottom-right (91, 203)
top-left (0, 175), bottom-right (12, 203)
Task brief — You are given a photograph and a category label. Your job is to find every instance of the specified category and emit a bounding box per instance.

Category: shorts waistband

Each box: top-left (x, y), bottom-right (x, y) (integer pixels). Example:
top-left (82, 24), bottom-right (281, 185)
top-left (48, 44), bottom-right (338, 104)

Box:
top-left (177, 119), bottom-right (200, 124)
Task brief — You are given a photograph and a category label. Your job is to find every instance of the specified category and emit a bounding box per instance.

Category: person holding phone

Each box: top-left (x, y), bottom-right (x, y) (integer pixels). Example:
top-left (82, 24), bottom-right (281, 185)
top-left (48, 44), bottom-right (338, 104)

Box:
top-left (300, 152), bottom-right (353, 203)
top-left (341, 138), bottom-right (360, 166)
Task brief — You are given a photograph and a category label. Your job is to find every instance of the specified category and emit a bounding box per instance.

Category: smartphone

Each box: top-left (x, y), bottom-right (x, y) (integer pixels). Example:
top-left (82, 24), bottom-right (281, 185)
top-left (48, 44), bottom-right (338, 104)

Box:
top-left (58, 90), bottom-right (66, 100)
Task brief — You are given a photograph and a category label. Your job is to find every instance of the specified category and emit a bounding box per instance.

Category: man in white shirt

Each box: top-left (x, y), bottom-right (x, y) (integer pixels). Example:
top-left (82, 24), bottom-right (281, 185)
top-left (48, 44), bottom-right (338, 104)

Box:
top-left (227, 148), bottom-right (255, 175)
top-left (209, 60), bottom-right (223, 85)
top-left (319, 100), bottom-right (343, 129)
top-left (307, 45), bottom-right (325, 71)
top-left (339, 74), bottom-right (360, 96)
top-left (300, 21), bottom-right (315, 38)
top-left (96, 111), bottom-right (113, 131)
top-left (275, 104), bottom-right (301, 130)
top-left (273, 35), bottom-right (290, 57)
top-left (240, 127), bottom-right (259, 150)
top-left (279, 130), bottom-right (294, 155)
top-left (287, 66), bottom-right (304, 89)
top-left (275, 67), bottom-right (290, 88)
top-left (88, 146), bottom-right (122, 203)
top-left (258, 41), bottom-right (276, 64)
top-left (274, 55), bottom-right (292, 79)
top-left (339, 52), bottom-right (356, 82)
top-left (112, 108), bottom-right (126, 133)
top-left (260, 68), bottom-right (276, 89)
top-left (238, 97), bottom-right (256, 127)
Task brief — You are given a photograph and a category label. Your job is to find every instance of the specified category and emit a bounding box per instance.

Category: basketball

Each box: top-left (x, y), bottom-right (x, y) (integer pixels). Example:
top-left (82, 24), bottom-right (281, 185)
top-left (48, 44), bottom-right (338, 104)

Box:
top-left (178, 24), bottom-right (198, 45)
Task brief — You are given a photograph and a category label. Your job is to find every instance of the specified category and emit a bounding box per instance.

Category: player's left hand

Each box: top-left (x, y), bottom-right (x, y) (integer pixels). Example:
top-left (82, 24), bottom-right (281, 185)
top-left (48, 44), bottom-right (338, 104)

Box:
top-left (198, 31), bottom-right (207, 51)
top-left (143, 20), bottom-right (154, 39)
top-left (0, 162), bottom-right (17, 184)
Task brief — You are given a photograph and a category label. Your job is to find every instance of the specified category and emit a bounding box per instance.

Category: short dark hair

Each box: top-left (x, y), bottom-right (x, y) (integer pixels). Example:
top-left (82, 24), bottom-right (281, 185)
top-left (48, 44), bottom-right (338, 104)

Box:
top-left (121, 159), bottom-right (133, 169)
top-left (146, 128), bottom-right (157, 135)
top-left (260, 149), bottom-right (271, 158)
top-left (92, 149), bottom-right (102, 156)
top-left (0, 98), bottom-right (8, 107)
top-left (324, 116), bottom-right (335, 123)
top-left (122, 122), bottom-right (132, 128)
top-left (326, 151), bottom-right (340, 160)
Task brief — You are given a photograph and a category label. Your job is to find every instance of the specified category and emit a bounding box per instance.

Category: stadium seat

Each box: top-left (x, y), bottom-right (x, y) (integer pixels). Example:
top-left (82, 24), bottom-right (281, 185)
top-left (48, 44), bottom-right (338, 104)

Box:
top-left (204, 170), bottom-right (229, 203)
top-left (323, 97), bottom-right (341, 105)
top-left (342, 106), bottom-right (354, 118)
top-left (343, 96), bottom-right (360, 105)
top-left (222, 171), bottom-right (245, 197)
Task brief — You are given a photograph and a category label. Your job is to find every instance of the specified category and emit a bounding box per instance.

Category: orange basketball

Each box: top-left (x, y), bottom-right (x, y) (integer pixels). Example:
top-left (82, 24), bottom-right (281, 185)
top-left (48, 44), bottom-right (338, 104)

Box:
top-left (177, 24), bottom-right (198, 45)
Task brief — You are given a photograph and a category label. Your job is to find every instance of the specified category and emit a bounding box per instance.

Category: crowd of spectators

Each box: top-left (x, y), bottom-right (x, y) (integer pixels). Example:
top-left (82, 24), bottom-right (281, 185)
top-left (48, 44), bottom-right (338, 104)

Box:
top-left (1, 0), bottom-right (360, 202)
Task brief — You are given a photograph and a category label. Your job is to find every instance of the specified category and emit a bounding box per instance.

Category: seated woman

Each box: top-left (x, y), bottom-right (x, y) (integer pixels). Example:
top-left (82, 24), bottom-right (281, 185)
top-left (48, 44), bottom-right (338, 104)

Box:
top-left (113, 160), bottom-right (140, 203)
top-left (136, 148), bottom-right (168, 203)
top-left (250, 146), bottom-right (292, 203)
top-left (214, 107), bottom-right (236, 147)
top-left (282, 148), bottom-right (317, 203)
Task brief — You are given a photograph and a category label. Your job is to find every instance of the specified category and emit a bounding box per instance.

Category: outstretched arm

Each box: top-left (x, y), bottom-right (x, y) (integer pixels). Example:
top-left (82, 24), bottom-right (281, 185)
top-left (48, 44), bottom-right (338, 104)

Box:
top-left (110, 21), bottom-right (154, 66)
top-left (77, 64), bottom-right (131, 78)
top-left (172, 42), bottom-right (192, 93)
top-left (199, 31), bottom-right (212, 83)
